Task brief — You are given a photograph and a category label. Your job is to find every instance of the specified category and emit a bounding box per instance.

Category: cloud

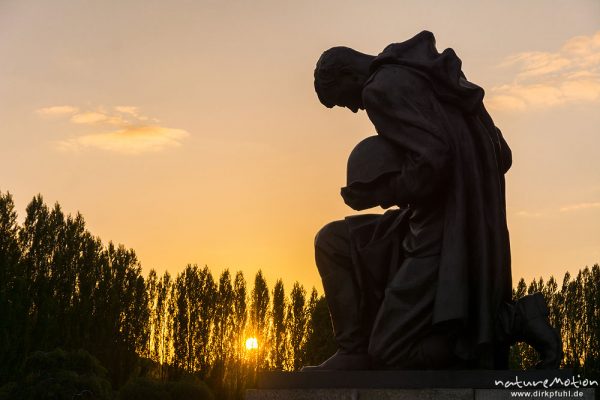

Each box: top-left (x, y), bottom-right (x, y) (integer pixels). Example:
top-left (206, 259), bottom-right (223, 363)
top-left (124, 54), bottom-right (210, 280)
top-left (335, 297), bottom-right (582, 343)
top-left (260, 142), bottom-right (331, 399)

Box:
top-left (115, 106), bottom-right (139, 115)
top-left (70, 112), bottom-right (109, 124)
top-left (57, 125), bottom-right (189, 154)
top-left (516, 210), bottom-right (545, 218)
top-left (38, 104), bottom-right (190, 154)
top-left (516, 201), bottom-right (600, 218)
top-left (499, 52), bottom-right (572, 79)
top-left (69, 110), bottom-right (129, 126)
top-left (559, 202), bottom-right (600, 212)
top-left (487, 31), bottom-right (600, 111)
top-left (36, 106), bottom-right (79, 116)
top-left (114, 106), bottom-right (150, 121)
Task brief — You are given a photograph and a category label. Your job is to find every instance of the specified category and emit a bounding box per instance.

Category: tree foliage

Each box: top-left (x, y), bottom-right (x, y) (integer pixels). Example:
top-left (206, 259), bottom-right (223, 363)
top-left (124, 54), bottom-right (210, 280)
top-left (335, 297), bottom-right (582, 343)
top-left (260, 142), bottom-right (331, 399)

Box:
top-left (3, 348), bottom-right (113, 400)
top-left (1, 192), bottom-right (149, 388)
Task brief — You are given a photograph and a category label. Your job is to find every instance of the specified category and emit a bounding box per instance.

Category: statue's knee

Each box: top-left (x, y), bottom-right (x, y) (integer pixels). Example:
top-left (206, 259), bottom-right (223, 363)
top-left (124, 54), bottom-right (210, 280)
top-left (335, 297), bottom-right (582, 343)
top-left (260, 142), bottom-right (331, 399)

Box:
top-left (314, 220), bottom-right (346, 250)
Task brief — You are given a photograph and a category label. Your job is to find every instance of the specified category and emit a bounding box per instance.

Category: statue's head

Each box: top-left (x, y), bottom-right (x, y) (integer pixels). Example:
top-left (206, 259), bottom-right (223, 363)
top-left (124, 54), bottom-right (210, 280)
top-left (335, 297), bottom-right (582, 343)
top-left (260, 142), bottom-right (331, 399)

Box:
top-left (314, 47), bottom-right (375, 113)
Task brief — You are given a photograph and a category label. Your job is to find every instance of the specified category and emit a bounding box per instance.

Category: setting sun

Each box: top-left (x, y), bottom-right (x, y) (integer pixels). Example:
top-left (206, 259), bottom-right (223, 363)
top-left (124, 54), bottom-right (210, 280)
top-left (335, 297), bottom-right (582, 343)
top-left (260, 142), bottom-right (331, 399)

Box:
top-left (245, 337), bottom-right (258, 350)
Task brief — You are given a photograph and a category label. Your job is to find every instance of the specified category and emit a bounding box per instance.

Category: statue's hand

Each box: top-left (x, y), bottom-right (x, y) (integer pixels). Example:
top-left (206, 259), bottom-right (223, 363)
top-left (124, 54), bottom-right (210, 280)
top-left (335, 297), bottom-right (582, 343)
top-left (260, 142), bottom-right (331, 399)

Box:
top-left (341, 175), bottom-right (396, 211)
top-left (341, 185), bottom-right (378, 211)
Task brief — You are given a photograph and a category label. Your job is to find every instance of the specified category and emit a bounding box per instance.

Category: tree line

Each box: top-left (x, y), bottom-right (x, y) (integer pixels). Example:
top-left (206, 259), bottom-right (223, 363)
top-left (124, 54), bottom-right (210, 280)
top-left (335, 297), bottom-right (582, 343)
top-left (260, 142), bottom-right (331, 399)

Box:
top-left (0, 191), bottom-right (335, 399)
top-left (0, 191), bottom-right (598, 399)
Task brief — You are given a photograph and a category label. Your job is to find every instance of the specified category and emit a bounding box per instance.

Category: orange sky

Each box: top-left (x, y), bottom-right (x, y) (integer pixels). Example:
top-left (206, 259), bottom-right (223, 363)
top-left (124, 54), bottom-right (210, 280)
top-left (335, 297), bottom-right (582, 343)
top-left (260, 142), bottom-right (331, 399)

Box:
top-left (1, 1), bottom-right (599, 292)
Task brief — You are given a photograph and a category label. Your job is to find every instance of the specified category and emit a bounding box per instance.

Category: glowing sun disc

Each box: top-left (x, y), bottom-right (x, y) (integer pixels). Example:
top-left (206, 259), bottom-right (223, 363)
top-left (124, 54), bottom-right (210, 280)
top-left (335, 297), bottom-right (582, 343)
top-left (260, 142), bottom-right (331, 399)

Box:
top-left (245, 337), bottom-right (258, 350)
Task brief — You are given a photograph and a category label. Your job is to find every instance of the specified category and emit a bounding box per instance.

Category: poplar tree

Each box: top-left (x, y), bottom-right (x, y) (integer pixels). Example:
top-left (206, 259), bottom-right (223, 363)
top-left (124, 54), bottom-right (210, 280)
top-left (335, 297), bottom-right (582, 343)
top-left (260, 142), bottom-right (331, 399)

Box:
top-left (0, 191), bottom-right (25, 381)
top-left (19, 195), bottom-right (53, 354)
top-left (71, 216), bottom-right (102, 352)
top-left (172, 265), bottom-right (216, 376)
top-left (230, 271), bottom-right (248, 398)
top-left (173, 265), bottom-right (192, 373)
top-left (156, 271), bottom-right (173, 380)
top-left (197, 266), bottom-right (217, 375)
top-left (269, 279), bottom-right (286, 370)
top-left (285, 282), bottom-right (307, 370)
top-left (250, 270), bottom-right (270, 371)
top-left (146, 269), bottom-right (159, 361)
top-left (303, 293), bottom-right (336, 367)
top-left (48, 204), bottom-right (74, 350)
top-left (92, 242), bottom-right (148, 386)
top-left (211, 269), bottom-right (235, 398)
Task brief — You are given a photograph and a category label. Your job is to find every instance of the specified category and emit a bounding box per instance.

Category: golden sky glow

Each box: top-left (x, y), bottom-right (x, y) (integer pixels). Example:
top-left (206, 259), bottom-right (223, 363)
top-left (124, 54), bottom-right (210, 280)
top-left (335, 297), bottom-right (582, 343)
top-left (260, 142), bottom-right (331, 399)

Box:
top-left (1, 1), bottom-right (599, 291)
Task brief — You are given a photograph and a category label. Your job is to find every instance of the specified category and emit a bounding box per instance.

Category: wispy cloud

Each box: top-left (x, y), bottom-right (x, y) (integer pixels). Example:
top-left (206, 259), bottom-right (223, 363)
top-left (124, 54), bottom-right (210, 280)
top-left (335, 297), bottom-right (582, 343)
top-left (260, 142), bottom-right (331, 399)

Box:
top-left (115, 106), bottom-right (139, 115)
top-left (37, 105), bottom-right (189, 154)
top-left (559, 202), bottom-right (600, 212)
top-left (487, 31), bottom-right (600, 111)
top-left (70, 112), bottom-right (110, 124)
top-left (57, 126), bottom-right (189, 154)
top-left (516, 201), bottom-right (600, 218)
top-left (114, 106), bottom-right (151, 122)
top-left (498, 52), bottom-right (572, 79)
top-left (516, 210), bottom-right (545, 218)
top-left (36, 105), bottom-right (79, 116)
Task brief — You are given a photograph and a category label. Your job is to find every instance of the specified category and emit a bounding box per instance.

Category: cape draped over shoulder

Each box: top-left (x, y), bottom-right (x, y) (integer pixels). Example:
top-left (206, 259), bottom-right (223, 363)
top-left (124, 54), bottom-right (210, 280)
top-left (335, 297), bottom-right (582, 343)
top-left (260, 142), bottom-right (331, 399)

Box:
top-left (362, 31), bottom-right (512, 365)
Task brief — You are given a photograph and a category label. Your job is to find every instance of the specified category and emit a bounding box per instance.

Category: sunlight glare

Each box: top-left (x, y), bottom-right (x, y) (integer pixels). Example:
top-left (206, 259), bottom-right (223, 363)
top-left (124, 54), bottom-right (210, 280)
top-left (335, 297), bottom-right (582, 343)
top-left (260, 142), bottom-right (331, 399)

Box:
top-left (245, 337), bottom-right (258, 350)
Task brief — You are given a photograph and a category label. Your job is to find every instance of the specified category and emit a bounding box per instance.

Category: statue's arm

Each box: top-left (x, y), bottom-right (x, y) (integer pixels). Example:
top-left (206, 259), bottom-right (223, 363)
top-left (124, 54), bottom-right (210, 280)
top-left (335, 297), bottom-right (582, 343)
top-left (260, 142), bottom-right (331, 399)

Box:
top-left (341, 172), bottom-right (403, 211)
top-left (478, 102), bottom-right (512, 174)
top-left (362, 66), bottom-right (451, 206)
top-left (496, 126), bottom-right (512, 174)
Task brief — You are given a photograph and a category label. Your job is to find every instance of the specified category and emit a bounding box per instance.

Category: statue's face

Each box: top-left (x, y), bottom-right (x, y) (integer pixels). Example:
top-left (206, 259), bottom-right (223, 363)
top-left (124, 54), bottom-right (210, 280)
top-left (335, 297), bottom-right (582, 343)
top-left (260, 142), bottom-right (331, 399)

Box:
top-left (317, 71), bottom-right (365, 113)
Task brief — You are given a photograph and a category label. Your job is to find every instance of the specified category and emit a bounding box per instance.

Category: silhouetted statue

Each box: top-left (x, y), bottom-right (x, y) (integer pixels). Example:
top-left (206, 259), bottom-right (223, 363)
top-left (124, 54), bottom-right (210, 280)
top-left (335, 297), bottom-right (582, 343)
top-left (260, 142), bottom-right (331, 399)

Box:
top-left (303, 31), bottom-right (561, 371)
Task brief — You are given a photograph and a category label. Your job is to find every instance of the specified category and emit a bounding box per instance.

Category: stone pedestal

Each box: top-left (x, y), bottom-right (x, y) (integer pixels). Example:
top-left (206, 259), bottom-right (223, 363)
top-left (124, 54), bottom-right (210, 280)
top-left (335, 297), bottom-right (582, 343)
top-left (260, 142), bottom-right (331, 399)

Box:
top-left (246, 370), bottom-right (597, 400)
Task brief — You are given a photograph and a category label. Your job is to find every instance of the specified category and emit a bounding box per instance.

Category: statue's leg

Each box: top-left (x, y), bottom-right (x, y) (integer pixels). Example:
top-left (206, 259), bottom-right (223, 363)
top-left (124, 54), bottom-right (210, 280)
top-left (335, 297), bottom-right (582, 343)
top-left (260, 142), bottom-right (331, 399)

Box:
top-left (496, 292), bottom-right (562, 369)
top-left (301, 220), bottom-right (371, 370)
top-left (315, 220), bottom-right (368, 352)
top-left (368, 255), bottom-right (458, 369)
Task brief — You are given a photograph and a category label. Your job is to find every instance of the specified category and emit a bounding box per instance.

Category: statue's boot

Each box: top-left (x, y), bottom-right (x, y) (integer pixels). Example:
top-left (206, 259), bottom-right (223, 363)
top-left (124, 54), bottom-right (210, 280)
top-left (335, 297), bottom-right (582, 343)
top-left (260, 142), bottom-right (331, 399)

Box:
top-left (301, 274), bottom-right (371, 371)
top-left (497, 292), bottom-right (562, 369)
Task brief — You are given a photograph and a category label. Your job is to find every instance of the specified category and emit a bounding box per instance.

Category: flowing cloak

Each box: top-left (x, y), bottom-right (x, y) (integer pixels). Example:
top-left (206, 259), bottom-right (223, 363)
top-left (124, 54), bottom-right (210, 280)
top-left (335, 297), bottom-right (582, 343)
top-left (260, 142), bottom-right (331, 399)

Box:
top-left (360, 31), bottom-right (513, 366)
